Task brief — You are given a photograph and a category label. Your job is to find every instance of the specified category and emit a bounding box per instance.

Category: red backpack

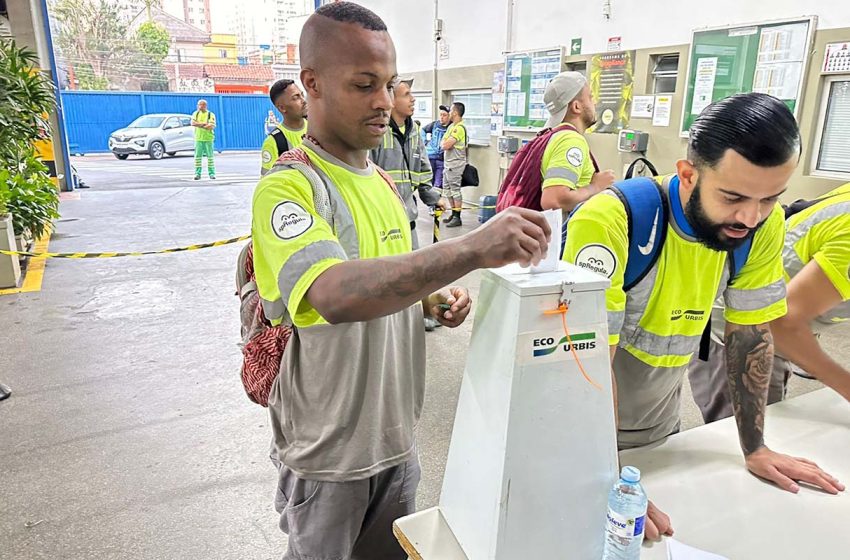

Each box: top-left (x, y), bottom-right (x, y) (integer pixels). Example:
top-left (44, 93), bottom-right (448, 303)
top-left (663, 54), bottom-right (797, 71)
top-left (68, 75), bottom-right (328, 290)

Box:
top-left (237, 148), bottom-right (401, 406)
top-left (495, 124), bottom-right (598, 212)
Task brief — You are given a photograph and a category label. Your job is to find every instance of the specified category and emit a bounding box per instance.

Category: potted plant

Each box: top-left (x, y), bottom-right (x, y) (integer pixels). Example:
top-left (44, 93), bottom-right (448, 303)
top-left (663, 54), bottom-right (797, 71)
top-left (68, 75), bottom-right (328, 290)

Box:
top-left (0, 177), bottom-right (21, 287)
top-left (3, 151), bottom-right (60, 255)
top-left (0, 38), bottom-right (58, 286)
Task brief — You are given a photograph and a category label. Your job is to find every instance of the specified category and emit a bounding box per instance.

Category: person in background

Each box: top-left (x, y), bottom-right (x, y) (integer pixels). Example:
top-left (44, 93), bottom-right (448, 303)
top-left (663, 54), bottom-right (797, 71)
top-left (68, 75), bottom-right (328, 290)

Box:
top-left (261, 79), bottom-right (309, 176)
top-left (251, 3), bottom-right (552, 558)
top-left (369, 78), bottom-right (443, 330)
top-left (265, 110), bottom-right (279, 135)
top-left (539, 71), bottom-right (614, 213)
top-left (688, 182), bottom-right (850, 422)
top-left (422, 104), bottom-right (450, 202)
top-left (440, 102), bottom-right (467, 228)
top-left (191, 99), bottom-right (216, 180)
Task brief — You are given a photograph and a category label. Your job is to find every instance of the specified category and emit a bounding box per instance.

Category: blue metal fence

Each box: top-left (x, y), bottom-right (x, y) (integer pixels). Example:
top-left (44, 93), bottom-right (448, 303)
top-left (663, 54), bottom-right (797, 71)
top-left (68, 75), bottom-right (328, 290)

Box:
top-left (61, 91), bottom-right (275, 154)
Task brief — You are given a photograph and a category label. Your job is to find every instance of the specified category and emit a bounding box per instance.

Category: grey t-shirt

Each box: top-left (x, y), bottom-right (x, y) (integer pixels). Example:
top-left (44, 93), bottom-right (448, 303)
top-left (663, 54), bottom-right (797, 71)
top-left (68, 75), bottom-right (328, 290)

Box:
top-left (443, 121), bottom-right (468, 171)
top-left (269, 306), bottom-right (426, 482)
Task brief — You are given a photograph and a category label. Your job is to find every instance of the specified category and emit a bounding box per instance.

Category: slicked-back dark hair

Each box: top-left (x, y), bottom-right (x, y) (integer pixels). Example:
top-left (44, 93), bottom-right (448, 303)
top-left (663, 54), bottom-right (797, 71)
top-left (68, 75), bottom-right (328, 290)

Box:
top-left (315, 1), bottom-right (387, 31)
top-left (269, 79), bottom-right (295, 104)
top-left (688, 92), bottom-right (800, 169)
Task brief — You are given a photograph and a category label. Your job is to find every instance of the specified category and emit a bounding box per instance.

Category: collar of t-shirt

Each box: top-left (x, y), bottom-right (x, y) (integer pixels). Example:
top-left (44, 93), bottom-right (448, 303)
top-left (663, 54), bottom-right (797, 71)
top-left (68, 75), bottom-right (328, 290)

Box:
top-left (390, 116), bottom-right (412, 144)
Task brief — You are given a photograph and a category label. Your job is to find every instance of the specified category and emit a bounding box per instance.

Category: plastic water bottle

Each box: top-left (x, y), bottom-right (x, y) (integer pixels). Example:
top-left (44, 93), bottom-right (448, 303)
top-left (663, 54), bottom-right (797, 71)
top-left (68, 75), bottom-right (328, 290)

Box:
top-left (602, 466), bottom-right (648, 560)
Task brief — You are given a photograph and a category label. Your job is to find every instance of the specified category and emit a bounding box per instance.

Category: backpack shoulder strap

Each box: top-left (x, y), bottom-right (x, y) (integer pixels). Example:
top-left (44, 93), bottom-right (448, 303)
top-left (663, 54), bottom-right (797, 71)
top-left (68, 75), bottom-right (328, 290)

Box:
top-left (608, 177), bottom-right (669, 291)
top-left (728, 236), bottom-right (753, 282)
top-left (268, 149), bottom-right (334, 228)
top-left (270, 127), bottom-right (289, 157)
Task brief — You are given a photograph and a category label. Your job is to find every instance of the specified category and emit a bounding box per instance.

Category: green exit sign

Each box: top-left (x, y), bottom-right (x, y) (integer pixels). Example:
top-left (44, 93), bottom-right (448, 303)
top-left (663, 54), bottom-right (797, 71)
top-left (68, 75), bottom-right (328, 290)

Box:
top-left (570, 38), bottom-right (582, 55)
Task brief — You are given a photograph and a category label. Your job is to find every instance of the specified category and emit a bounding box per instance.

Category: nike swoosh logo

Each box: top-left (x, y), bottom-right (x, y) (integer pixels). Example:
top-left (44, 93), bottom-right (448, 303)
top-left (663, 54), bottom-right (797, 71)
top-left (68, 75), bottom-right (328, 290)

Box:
top-left (638, 209), bottom-right (660, 256)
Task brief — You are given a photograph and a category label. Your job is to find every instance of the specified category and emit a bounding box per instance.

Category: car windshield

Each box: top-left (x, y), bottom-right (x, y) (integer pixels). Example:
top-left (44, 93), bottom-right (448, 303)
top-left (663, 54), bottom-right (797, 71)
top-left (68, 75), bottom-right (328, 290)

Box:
top-left (128, 116), bottom-right (165, 128)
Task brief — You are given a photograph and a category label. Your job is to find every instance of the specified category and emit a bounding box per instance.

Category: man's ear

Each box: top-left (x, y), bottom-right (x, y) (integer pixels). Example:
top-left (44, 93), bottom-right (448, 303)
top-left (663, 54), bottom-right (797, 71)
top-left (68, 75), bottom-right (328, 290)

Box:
top-left (676, 159), bottom-right (699, 195)
top-left (301, 68), bottom-right (319, 99)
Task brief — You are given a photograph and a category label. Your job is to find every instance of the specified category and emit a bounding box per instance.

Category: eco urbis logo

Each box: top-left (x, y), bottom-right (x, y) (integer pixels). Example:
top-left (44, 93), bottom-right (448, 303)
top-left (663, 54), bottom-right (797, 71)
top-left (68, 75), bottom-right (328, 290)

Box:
top-left (532, 332), bottom-right (597, 357)
top-left (670, 309), bottom-right (705, 322)
top-left (380, 228), bottom-right (404, 243)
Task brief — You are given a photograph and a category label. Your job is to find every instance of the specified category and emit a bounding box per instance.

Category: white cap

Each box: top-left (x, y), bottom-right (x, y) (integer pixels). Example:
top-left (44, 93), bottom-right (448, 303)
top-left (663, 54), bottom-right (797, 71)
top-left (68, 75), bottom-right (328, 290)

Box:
top-left (543, 71), bottom-right (588, 129)
top-left (620, 466), bottom-right (641, 483)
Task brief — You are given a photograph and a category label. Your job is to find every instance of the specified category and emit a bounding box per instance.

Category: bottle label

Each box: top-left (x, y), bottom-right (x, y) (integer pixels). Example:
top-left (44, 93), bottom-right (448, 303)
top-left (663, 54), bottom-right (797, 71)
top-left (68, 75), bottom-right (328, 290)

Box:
top-left (606, 507), bottom-right (645, 538)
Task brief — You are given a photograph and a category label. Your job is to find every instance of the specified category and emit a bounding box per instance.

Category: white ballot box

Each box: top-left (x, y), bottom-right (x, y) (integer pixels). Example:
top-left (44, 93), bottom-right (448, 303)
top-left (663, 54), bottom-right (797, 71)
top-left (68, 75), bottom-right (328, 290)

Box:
top-left (395, 262), bottom-right (619, 559)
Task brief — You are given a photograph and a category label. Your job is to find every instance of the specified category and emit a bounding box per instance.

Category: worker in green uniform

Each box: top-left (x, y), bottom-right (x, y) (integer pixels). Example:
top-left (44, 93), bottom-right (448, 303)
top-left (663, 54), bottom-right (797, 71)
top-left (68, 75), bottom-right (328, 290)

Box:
top-left (191, 99), bottom-right (216, 180)
top-left (564, 92), bottom-right (844, 542)
top-left (260, 79), bottom-right (309, 176)
top-left (689, 182), bottom-right (850, 422)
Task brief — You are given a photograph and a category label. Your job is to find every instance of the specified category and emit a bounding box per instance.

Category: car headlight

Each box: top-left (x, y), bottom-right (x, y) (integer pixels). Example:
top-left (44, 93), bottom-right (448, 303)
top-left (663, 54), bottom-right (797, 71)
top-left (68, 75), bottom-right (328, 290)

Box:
top-left (134, 139), bottom-right (146, 146)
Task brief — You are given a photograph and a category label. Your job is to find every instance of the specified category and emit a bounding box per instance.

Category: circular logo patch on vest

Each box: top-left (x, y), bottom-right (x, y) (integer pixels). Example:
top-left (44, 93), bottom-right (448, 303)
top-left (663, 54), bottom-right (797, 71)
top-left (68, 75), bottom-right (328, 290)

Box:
top-left (271, 201), bottom-right (313, 240)
top-left (575, 244), bottom-right (617, 278)
top-left (262, 150), bottom-right (273, 164)
top-left (566, 147), bottom-right (584, 167)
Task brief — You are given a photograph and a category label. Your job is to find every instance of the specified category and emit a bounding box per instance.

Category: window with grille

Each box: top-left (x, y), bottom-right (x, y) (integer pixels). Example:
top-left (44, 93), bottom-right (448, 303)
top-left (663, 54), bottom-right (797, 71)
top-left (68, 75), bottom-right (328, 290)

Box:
top-left (450, 90), bottom-right (492, 146)
top-left (815, 79), bottom-right (850, 177)
top-left (651, 54), bottom-right (679, 94)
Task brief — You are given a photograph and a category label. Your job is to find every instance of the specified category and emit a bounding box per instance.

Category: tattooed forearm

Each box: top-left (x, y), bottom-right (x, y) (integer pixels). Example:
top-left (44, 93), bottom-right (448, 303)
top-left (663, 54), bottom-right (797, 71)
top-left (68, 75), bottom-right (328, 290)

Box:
top-left (724, 323), bottom-right (774, 456)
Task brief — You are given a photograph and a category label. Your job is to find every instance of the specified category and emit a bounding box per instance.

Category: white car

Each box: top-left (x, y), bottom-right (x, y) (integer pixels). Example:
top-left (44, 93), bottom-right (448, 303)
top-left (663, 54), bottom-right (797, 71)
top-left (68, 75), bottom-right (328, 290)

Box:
top-left (108, 113), bottom-right (196, 160)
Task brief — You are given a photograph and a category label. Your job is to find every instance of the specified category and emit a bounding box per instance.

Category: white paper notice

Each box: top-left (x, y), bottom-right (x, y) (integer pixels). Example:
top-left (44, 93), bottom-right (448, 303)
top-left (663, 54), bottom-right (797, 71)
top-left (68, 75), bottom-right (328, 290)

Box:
top-left (653, 95), bottom-right (672, 127)
top-left (507, 92), bottom-right (526, 117)
top-left (509, 59), bottom-right (522, 78)
top-left (631, 95), bottom-right (655, 119)
top-left (691, 57), bottom-right (718, 115)
top-left (667, 539), bottom-right (730, 560)
top-left (530, 210), bottom-right (562, 274)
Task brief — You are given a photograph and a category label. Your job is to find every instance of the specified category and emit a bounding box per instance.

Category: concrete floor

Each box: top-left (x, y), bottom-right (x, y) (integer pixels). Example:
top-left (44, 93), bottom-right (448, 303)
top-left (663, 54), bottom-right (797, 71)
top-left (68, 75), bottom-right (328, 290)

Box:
top-left (0, 153), bottom-right (843, 559)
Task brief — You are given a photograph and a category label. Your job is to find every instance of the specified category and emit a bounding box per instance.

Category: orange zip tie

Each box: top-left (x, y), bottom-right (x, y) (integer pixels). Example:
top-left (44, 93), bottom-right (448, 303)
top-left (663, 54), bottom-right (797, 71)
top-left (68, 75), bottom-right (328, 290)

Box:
top-left (543, 303), bottom-right (603, 390)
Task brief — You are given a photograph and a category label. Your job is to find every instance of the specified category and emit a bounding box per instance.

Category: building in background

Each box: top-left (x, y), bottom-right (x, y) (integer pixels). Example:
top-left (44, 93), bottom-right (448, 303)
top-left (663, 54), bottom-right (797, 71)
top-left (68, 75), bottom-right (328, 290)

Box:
top-left (204, 33), bottom-right (237, 65)
top-left (132, 7), bottom-right (210, 65)
top-left (274, 0), bottom-right (312, 47)
top-left (163, 0), bottom-right (212, 34)
top-left (234, 0), bottom-right (276, 58)
top-left (205, 63), bottom-right (273, 94)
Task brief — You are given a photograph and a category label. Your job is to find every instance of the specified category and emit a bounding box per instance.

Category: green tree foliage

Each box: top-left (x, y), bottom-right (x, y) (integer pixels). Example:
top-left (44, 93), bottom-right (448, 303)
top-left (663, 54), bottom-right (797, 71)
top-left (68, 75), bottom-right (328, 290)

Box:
top-left (52, 0), bottom-right (135, 90)
top-left (0, 40), bottom-right (60, 235)
top-left (52, 0), bottom-right (172, 91)
top-left (136, 22), bottom-right (169, 64)
top-left (0, 39), bottom-right (56, 165)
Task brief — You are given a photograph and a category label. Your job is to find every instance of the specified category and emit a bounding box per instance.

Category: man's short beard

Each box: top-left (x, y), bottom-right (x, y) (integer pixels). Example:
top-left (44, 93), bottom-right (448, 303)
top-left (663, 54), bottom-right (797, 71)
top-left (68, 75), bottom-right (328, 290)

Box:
top-left (684, 181), bottom-right (765, 252)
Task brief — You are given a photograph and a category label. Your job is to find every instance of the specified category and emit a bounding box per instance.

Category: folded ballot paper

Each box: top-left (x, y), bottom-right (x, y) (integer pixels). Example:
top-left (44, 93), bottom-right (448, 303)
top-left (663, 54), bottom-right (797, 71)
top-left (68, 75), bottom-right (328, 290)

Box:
top-left (667, 538), bottom-right (730, 560)
top-left (529, 209), bottom-right (562, 274)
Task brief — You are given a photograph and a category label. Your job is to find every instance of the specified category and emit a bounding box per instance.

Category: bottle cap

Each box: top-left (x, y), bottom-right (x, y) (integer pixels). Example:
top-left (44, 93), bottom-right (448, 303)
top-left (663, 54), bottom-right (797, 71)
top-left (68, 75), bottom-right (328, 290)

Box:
top-left (621, 466), bottom-right (641, 483)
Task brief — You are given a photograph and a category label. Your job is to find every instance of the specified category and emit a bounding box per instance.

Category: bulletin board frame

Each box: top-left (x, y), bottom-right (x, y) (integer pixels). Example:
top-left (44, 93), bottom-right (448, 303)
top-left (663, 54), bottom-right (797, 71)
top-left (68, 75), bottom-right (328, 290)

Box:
top-left (503, 46), bottom-right (565, 132)
top-left (679, 16), bottom-right (817, 138)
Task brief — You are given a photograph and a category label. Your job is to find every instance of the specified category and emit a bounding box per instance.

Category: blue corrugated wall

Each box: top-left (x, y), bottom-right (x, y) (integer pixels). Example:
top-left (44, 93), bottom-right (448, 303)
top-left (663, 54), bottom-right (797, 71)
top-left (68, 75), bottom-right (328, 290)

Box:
top-left (62, 91), bottom-right (277, 154)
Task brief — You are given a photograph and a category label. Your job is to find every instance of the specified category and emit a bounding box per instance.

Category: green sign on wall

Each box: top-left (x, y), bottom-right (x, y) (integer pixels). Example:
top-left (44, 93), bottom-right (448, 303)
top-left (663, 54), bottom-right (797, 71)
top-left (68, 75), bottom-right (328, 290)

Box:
top-left (570, 38), bottom-right (582, 56)
top-left (503, 48), bottom-right (564, 130)
top-left (680, 18), bottom-right (815, 135)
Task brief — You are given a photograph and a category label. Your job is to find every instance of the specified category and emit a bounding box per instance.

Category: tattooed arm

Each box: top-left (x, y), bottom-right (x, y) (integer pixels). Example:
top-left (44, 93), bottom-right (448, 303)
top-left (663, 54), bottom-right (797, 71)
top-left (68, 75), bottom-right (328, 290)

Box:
top-left (306, 207), bottom-right (551, 324)
top-left (724, 322), bottom-right (773, 455)
top-left (725, 321), bottom-right (845, 494)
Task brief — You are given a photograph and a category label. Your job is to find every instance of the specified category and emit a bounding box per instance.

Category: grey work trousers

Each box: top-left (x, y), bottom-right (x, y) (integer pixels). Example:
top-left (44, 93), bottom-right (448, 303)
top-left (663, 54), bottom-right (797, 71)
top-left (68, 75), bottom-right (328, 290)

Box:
top-left (687, 337), bottom-right (792, 424)
top-left (273, 454), bottom-right (421, 560)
